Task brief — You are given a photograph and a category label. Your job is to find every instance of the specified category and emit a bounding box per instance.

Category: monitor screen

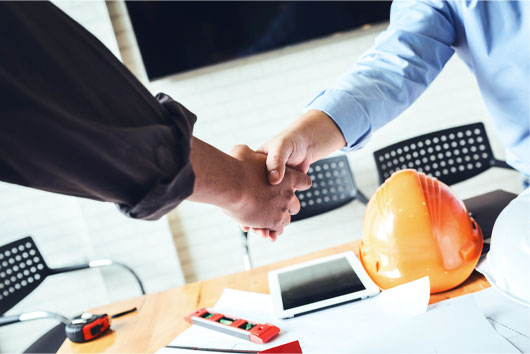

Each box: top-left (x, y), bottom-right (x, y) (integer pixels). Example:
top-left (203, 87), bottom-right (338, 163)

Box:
top-left (126, 1), bottom-right (391, 80)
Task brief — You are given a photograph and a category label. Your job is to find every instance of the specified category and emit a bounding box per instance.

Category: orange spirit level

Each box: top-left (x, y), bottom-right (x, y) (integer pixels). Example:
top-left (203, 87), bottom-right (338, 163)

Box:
top-left (185, 308), bottom-right (280, 344)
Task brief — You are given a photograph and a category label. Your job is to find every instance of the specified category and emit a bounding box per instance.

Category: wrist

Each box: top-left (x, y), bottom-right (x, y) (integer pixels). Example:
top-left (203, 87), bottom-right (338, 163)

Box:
top-left (211, 156), bottom-right (245, 210)
top-left (221, 157), bottom-right (246, 211)
top-left (290, 110), bottom-right (346, 162)
top-left (187, 138), bottom-right (244, 209)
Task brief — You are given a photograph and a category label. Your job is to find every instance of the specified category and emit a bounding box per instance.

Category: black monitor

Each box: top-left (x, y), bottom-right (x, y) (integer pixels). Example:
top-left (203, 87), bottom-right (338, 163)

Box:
top-left (126, 1), bottom-right (391, 80)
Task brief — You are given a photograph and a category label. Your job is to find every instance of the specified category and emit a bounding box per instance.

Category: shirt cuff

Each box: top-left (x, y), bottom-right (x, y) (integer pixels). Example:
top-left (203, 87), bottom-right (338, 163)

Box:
top-left (119, 93), bottom-right (197, 220)
top-left (305, 88), bottom-right (373, 151)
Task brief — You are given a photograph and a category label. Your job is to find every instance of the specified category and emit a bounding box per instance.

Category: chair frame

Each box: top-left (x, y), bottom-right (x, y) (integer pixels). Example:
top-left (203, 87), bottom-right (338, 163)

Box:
top-left (1, 236), bottom-right (145, 315)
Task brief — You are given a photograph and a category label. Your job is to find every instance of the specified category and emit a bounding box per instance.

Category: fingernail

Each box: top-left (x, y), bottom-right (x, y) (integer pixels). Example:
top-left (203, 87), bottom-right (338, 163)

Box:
top-left (269, 170), bottom-right (279, 181)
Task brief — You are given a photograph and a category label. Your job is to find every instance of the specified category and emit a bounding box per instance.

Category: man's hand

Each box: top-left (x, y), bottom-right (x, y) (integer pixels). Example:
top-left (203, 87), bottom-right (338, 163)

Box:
top-left (258, 125), bottom-right (314, 186)
top-left (239, 110), bottom-right (347, 241)
top-left (258, 110), bottom-right (347, 185)
top-left (187, 138), bottom-right (311, 241)
top-left (226, 145), bottom-right (312, 240)
top-left (186, 111), bottom-right (344, 242)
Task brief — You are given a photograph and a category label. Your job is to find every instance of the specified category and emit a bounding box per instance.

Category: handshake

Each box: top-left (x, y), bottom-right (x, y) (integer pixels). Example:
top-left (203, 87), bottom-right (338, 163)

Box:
top-left (189, 110), bottom-right (346, 241)
top-left (224, 144), bottom-right (312, 241)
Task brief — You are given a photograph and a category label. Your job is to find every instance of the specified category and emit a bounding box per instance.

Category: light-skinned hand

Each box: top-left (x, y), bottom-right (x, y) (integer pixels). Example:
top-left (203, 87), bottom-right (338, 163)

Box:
top-left (258, 110), bottom-right (346, 185)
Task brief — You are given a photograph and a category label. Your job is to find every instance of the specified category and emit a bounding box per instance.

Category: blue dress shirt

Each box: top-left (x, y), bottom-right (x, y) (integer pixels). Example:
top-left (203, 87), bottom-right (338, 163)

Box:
top-left (307, 0), bottom-right (530, 175)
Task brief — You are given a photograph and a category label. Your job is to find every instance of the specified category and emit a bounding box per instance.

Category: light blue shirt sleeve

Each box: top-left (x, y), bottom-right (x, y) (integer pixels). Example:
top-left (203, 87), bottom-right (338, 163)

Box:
top-left (306, 0), bottom-right (456, 151)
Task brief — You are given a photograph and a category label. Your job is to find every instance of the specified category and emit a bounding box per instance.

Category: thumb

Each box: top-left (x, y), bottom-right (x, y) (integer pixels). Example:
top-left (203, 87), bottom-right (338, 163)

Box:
top-left (291, 169), bottom-right (312, 191)
top-left (263, 141), bottom-right (293, 185)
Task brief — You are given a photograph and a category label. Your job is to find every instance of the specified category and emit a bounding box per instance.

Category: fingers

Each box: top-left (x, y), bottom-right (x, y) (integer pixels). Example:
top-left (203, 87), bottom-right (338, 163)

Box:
top-left (283, 213), bottom-right (291, 228)
top-left (299, 159), bottom-right (312, 174)
top-left (252, 228), bottom-right (269, 239)
top-left (290, 169), bottom-right (312, 191)
top-left (288, 194), bottom-right (301, 216)
top-left (250, 186), bottom-right (297, 241)
top-left (251, 228), bottom-right (279, 242)
top-left (270, 212), bottom-right (289, 240)
top-left (251, 228), bottom-right (282, 241)
top-left (262, 140), bottom-right (293, 185)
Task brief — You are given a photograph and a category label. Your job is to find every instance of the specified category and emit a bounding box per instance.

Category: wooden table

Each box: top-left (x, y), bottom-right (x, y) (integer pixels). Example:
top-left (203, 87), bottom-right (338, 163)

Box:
top-left (58, 241), bottom-right (490, 353)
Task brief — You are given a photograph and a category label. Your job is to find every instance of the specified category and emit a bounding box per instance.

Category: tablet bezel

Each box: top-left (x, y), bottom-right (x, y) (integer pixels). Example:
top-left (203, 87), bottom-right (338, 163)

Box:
top-left (268, 251), bottom-right (380, 318)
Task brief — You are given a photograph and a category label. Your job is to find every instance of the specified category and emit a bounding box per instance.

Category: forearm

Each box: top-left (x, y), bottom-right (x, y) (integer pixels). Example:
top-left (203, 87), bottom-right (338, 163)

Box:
top-left (187, 137), bottom-right (242, 208)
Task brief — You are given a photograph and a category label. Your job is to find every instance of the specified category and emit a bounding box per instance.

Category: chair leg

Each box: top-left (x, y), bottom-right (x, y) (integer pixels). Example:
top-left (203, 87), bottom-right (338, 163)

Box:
top-left (240, 231), bottom-right (253, 270)
top-left (355, 190), bottom-right (370, 205)
top-left (23, 323), bottom-right (65, 353)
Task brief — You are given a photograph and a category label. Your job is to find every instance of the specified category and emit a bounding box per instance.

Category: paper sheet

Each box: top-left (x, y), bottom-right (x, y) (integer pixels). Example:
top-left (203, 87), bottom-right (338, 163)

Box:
top-left (443, 287), bottom-right (530, 353)
top-left (355, 295), bottom-right (519, 353)
top-left (157, 348), bottom-right (221, 354)
top-left (163, 277), bottom-right (431, 353)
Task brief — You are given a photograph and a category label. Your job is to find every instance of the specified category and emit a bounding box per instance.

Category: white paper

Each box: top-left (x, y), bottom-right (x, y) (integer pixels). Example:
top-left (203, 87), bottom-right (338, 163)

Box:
top-left (355, 295), bottom-right (519, 353)
top-left (157, 348), bottom-right (218, 354)
top-left (163, 277), bottom-right (431, 353)
top-left (444, 287), bottom-right (530, 353)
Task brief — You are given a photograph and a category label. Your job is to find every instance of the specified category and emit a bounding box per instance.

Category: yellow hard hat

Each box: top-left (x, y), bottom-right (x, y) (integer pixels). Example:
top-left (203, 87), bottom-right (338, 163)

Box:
top-left (360, 169), bottom-right (483, 294)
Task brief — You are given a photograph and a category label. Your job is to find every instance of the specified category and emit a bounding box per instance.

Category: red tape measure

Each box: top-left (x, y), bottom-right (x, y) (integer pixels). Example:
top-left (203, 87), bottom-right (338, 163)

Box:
top-left (185, 308), bottom-right (280, 344)
top-left (65, 308), bottom-right (137, 343)
top-left (66, 313), bottom-right (111, 343)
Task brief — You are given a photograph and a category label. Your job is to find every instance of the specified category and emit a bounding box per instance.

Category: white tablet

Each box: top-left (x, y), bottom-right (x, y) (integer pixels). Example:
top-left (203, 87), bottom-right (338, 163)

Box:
top-left (268, 252), bottom-right (380, 318)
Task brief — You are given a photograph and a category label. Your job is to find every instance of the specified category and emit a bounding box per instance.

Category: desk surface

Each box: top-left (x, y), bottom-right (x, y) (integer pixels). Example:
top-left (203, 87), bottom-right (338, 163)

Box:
top-left (58, 241), bottom-right (491, 353)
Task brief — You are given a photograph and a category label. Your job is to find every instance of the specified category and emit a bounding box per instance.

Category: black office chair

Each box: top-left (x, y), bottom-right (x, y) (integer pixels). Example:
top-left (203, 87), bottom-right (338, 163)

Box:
top-left (240, 155), bottom-right (369, 269)
top-left (373, 122), bottom-right (513, 185)
top-left (373, 122), bottom-right (518, 251)
top-left (0, 236), bottom-right (145, 353)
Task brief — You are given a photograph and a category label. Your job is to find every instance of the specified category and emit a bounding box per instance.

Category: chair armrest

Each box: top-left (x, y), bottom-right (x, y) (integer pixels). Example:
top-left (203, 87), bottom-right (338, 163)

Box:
top-left (49, 260), bottom-right (146, 295)
top-left (0, 312), bottom-right (69, 326)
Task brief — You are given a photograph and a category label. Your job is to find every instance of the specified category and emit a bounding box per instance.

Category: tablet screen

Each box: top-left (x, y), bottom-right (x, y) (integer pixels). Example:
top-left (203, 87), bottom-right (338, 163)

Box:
top-left (278, 257), bottom-right (366, 310)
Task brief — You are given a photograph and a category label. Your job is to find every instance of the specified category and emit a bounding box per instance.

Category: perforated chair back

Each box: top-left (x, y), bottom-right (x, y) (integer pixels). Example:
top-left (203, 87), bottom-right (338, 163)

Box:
top-left (0, 236), bottom-right (50, 315)
top-left (292, 155), bottom-right (368, 221)
top-left (373, 122), bottom-right (512, 185)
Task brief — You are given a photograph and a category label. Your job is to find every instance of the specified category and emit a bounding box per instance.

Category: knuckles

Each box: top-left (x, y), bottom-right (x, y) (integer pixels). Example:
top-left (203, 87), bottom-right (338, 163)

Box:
top-left (283, 189), bottom-right (295, 199)
top-left (229, 144), bottom-right (251, 158)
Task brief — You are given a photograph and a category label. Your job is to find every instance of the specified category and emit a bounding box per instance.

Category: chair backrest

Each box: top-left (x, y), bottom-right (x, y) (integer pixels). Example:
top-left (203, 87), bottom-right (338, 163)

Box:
top-left (292, 155), bottom-right (366, 222)
top-left (0, 236), bottom-right (51, 315)
top-left (373, 122), bottom-right (511, 186)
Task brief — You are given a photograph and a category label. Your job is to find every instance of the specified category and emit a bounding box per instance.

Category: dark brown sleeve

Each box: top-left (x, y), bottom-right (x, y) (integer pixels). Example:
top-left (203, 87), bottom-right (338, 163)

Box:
top-left (0, 2), bottom-right (196, 220)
